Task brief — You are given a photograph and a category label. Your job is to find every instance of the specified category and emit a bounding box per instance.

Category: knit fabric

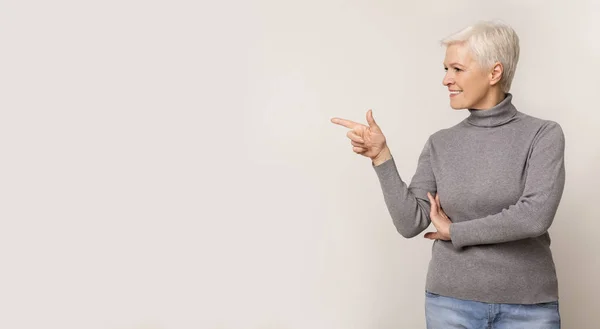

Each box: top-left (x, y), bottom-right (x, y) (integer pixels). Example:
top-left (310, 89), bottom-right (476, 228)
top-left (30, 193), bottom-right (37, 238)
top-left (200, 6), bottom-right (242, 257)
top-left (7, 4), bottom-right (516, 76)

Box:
top-left (373, 94), bottom-right (565, 303)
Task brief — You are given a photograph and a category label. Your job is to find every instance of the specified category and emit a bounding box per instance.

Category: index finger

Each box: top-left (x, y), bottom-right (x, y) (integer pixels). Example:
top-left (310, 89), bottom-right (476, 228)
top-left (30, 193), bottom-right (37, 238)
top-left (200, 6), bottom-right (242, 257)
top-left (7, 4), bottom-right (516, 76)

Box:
top-left (331, 117), bottom-right (360, 129)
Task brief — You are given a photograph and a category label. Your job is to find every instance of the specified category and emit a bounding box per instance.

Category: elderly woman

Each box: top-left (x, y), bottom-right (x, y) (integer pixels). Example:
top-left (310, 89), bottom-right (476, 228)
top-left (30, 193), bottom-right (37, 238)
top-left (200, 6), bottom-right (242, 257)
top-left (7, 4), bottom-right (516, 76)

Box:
top-left (331, 21), bottom-right (565, 328)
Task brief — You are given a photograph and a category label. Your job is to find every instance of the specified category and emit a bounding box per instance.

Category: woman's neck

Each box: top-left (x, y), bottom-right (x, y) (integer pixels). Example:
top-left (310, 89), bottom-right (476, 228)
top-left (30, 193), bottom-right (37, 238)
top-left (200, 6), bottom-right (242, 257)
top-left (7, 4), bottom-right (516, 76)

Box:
top-left (470, 88), bottom-right (506, 110)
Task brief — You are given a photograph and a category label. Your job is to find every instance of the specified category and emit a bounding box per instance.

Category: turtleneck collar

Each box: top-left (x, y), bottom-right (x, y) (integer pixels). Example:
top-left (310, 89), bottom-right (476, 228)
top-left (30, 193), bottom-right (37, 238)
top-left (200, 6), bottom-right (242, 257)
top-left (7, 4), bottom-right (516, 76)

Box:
top-left (466, 93), bottom-right (518, 127)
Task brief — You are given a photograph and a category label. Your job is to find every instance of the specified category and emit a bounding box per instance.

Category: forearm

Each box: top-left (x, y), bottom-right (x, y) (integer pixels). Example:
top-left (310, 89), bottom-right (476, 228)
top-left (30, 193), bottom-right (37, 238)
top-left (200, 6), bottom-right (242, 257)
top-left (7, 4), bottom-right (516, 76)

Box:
top-left (451, 199), bottom-right (561, 248)
top-left (374, 156), bottom-right (434, 238)
top-left (450, 183), bottom-right (563, 248)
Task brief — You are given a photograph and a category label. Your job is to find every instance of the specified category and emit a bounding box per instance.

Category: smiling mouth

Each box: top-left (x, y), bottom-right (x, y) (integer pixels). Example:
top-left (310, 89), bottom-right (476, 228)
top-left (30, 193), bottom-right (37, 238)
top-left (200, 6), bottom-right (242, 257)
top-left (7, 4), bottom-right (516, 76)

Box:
top-left (449, 90), bottom-right (463, 95)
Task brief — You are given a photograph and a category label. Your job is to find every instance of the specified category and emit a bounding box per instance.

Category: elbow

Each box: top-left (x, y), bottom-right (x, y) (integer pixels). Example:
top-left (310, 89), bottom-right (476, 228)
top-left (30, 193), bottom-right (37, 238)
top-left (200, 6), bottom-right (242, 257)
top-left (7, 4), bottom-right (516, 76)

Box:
top-left (394, 222), bottom-right (424, 239)
top-left (525, 205), bottom-right (559, 238)
top-left (529, 223), bottom-right (552, 238)
top-left (397, 228), bottom-right (419, 239)
top-left (391, 208), bottom-right (430, 238)
top-left (523, 219), bottom-right (553, 238)
top-left (518, 196), bottom-right (561, 238)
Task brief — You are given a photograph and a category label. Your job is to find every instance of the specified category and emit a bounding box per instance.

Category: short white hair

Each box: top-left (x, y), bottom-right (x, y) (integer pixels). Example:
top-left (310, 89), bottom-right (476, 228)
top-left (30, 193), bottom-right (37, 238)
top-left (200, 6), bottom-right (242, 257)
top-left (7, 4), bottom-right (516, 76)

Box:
top-left (441, 21), bottom-right (520, 93)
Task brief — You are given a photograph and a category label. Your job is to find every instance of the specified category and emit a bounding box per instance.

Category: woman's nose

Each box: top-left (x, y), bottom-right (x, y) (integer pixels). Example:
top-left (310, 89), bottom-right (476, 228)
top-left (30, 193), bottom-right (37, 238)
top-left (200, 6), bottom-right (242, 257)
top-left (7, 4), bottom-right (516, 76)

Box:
top-left (442, 73), bottom-right (454, 86)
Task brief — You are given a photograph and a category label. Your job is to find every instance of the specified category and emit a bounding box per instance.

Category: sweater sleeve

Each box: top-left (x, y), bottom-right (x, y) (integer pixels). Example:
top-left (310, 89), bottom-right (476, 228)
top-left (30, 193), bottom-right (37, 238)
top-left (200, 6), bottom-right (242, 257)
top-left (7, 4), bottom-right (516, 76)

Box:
top-left (373, 137), bottom-right (437, 238)
top-left (450, 121), bottom-right (566, 249)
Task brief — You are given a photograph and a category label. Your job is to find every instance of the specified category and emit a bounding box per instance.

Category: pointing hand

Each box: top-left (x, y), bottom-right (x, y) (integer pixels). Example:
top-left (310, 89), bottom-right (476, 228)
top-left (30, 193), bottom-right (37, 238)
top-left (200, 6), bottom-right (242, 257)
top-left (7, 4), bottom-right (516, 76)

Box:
top-left (331, 110), bottom-right (389, 161)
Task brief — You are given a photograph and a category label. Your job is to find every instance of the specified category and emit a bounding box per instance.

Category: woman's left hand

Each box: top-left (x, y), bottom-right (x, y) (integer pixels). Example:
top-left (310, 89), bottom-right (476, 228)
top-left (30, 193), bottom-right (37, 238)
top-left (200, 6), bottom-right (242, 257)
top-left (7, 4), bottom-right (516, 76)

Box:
top-left (424, 192), bottom-right (452, 241)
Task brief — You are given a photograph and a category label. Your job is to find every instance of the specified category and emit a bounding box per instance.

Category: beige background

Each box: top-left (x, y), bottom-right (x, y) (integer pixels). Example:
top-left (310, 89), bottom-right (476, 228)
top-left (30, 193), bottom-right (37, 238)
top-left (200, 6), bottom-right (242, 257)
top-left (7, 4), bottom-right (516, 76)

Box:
top-left (1, 0), bottom-right (598, 328)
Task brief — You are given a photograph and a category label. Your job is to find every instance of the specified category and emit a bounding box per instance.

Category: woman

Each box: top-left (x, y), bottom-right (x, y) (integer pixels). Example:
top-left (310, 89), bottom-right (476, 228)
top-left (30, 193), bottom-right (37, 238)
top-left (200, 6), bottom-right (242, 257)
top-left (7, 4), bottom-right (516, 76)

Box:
top-left (331, 21), bottom-right (565, 328)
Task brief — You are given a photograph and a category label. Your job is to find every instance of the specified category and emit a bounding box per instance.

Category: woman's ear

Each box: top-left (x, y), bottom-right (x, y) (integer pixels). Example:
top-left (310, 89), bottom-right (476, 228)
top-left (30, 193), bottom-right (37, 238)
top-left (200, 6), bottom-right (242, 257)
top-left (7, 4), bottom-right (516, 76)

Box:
top-left (490, 61), bottom-right (503, 86)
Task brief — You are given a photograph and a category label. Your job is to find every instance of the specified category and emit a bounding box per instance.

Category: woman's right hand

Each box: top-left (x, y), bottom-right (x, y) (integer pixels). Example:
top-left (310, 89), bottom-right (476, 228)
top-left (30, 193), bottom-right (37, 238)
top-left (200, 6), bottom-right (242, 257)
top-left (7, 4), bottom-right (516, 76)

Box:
top-left (331, 109), bottom-right (391, 165)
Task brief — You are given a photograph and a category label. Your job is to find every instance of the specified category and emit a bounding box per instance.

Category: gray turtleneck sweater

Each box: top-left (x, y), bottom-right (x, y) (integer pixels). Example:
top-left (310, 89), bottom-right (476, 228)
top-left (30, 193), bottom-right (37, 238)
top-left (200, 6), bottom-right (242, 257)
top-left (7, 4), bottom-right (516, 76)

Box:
top-left (373, 94), bottom-right (565, 304)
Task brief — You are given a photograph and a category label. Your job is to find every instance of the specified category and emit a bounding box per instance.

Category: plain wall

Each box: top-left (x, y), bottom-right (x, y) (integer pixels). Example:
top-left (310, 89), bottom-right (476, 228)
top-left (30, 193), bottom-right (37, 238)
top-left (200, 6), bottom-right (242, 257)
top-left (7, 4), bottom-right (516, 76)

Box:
top-left (1, 0), bottom-right (598, 328)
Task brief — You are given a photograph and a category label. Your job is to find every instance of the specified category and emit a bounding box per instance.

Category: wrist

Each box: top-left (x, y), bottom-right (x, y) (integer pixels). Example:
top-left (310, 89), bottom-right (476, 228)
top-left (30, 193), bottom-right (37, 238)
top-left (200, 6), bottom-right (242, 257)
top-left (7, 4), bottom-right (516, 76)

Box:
top-left (372, 146), bottom-right (392, 166)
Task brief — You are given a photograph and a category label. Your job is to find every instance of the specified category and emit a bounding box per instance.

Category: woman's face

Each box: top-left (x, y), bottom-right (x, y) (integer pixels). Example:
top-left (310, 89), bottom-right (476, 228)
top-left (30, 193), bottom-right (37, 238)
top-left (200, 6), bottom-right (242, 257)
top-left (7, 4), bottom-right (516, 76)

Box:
top-left (442, 43), bottom-right (493, 110)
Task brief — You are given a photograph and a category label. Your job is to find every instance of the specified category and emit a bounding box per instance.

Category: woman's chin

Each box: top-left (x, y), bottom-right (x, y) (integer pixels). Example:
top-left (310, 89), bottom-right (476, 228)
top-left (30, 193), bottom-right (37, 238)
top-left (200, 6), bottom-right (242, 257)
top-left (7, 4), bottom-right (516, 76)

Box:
top-left (449, 102), bottom-right (466, 110)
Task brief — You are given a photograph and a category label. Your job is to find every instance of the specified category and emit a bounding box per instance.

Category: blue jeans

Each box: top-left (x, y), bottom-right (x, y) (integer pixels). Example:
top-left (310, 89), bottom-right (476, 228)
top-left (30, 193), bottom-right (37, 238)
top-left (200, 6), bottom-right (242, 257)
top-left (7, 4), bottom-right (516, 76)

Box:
top-left (425, 291), bottom-right (560, 329)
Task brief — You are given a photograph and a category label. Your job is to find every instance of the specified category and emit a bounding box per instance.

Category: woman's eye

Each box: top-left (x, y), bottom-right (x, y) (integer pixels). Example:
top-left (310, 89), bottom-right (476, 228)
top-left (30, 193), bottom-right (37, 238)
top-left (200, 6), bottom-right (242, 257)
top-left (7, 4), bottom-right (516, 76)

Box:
top-left (454, 68), bottom-right (462, 72)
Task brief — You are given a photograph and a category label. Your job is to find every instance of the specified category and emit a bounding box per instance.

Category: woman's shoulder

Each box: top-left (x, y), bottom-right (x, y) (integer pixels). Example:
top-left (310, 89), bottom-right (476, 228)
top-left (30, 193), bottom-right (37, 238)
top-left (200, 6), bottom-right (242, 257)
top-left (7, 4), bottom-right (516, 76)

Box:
top-left (514, 112), bottom-right (564, 141)
top-left (428, 121), bottom-right (466, 140)
top-left (517, 111), bottom-right (562, 127)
